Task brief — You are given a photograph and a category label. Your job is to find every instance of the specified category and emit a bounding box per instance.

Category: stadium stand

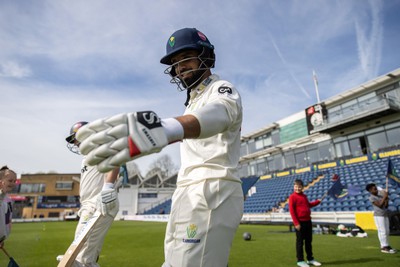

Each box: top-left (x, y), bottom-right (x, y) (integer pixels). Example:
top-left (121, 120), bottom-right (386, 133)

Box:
top-left (143, 155), bottom-right (400, 216)
top-left (242, 156), bottom-right (400, 214)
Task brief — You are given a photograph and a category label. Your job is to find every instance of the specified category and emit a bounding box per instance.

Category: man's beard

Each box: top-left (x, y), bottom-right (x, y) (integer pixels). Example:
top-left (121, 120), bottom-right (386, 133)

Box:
top-left (181, 68), bottom-right (206, 89)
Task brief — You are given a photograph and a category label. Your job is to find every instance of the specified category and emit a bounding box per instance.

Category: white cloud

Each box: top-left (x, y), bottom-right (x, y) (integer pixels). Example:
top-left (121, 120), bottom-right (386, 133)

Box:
top-left (0, 61), bottom-right (32, 78)
top-left (354, 0), bottom-right (383, 79)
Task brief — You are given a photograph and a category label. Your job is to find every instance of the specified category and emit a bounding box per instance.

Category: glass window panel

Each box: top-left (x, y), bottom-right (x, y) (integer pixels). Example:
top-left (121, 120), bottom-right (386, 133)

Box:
top-left (386, 128), bottom-right (400, 146)
top-left (284, 151), bottom-right (296, 168)
top-left (318, 141), bottom-right (334, 161)
top-left (349, 138), bottom-right (363, 156)
top-left (273, 154), bottom-right (283, 170)
top-left (56, 182), bottom-right (73, 190)
top-left (256, 159), bottom-right (267, 175)
top-left (306, 149), bottom-right (319, 164)
top-left (267, 157), bottom-right (275, 172)
top-left (341, 99), bottom-right (357, 108)
top-left (295, 151), bottom-right (307, 168)
top-left (357, 92), bottom-right (375, 102)
top-left (271, 130), bottom-right (280, 146)
top-left (367, 132), bottom-right (388, 152)
top-left (263, 135), bottom-right (272, 147)
top-left (247, 140), bottom-right (256, 154)
top-left (249, 162), bottom-right (257, 176)
top-left (255, 139), bottom-right (264, 150)
top-left (335, 141), bottom-right (350, 158)
top-left (328, 105), bottom-right (340, 113)
top-left (240, 143), bottom-right (247, 157)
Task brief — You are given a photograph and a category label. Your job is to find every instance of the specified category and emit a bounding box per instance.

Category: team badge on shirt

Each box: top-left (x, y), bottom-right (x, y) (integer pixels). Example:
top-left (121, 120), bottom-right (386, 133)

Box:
top-left (183, 223), bottom-right (201, 244)
top-left (218, 86), bottom-right (233, 95)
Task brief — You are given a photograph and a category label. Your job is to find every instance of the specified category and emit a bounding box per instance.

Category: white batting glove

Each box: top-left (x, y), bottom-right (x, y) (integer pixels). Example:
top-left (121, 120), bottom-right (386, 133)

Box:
top-left (97, 188), bottom-right (119, 217)
top-left (76, 111), bottom-right (168, 172)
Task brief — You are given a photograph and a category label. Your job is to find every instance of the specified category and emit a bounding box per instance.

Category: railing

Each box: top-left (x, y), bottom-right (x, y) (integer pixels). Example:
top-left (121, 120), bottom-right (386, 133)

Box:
top-left (320, 95), bottom-right (400, 127)
top-left (241, 211), bottom-right (356, 225)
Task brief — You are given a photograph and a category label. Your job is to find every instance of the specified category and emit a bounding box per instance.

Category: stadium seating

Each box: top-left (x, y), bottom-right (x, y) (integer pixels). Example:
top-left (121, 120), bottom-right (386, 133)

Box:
top-left (141, 156), bottom-right (400, 214)
top-left (242, 156), bottom-right (400, 214)
top-left (143, 199), bottom-right (172, 215)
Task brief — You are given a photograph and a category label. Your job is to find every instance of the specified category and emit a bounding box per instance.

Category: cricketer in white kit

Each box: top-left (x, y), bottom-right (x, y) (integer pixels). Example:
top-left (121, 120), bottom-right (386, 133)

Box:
top-left (62, 122), bottom-right (120, 267)
top-left (74, 161), bottom-right (116, 266)
top-left (76, 27), bottom-right (244, 267)
top-left (163, 73), bottom-right (244, 267)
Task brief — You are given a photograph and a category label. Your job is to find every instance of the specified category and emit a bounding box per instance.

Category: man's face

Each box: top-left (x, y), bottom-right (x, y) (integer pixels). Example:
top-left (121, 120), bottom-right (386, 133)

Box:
top-left (170, 50), bottom-right (202, 88)
top-left (369, 185), bottom-right (378, 195)
top-left (294, 183), bottom-right (303, 194)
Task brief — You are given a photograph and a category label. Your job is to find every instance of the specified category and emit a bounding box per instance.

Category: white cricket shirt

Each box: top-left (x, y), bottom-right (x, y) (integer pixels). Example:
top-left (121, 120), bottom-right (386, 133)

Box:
top-left (178, 74), bottom-right (243, 186)
top-left (80, 156), bottom-right (106, 206)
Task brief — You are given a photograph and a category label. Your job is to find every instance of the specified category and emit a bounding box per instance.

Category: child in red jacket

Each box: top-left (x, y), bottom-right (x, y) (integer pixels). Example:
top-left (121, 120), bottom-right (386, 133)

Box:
top-left (289, 179), bottom-right (322, 267)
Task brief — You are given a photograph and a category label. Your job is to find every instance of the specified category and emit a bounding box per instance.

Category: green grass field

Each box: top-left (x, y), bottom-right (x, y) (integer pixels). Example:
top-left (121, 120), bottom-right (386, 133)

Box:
top-left (1, 220), bottom-right (399, 266)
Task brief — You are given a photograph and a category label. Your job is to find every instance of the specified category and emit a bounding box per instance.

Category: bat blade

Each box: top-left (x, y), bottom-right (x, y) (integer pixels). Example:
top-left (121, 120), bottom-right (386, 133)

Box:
top-left (57, 211), bottom-right (102, 267)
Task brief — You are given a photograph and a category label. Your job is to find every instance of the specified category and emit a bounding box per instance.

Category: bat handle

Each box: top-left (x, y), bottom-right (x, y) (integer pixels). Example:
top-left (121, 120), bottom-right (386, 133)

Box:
top-left (1, 247), bottom-right (11, 258)
top-left (320, 191), bottom-right (328, 202)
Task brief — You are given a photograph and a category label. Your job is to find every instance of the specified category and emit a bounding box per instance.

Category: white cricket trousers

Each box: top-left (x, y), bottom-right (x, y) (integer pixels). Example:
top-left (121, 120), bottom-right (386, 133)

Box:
top-left (374, 215), bottom-right (390, 248)
top-left (73, 206), bottom-right (115, 267)
top-left (163, 179), bottom-right (244, 267)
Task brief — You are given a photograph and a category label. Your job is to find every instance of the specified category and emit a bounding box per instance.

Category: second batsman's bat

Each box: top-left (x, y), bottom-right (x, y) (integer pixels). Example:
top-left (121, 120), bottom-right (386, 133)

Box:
top-left (57, 211), bottom-right (102, 267)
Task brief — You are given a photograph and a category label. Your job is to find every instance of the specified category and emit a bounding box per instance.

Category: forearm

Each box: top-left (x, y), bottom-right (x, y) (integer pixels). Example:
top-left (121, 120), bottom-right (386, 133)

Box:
top-left (175, 115), bottom-right (200, 139)
top-left (105, 168), bottom-right (120, 184)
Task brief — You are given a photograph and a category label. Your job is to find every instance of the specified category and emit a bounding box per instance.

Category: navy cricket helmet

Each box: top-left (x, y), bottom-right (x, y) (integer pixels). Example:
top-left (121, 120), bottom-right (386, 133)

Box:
top-left (160, 28), bottom-right (215, 66)
top-left (66, 121), bottom-right (88, 154)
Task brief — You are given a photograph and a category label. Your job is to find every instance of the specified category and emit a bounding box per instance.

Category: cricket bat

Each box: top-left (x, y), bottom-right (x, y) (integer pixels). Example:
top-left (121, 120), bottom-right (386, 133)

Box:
top-left (57, 211), bottom-right (102, 267)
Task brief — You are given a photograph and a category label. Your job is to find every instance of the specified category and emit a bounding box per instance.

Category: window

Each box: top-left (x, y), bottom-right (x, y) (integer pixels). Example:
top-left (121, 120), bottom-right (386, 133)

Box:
top-left (318, 140), bottom-right (333, 161)
top-left (367, 132), bottom-right (388, 152)
top-left (306, 147), bottom-right (319, 164)
top-left (335, 141), bottom-right (350, 158)
top-left (271, 130), bottom-right (280, 146)
top-left (328, 105), bottom-right (341, 116)
top-left (19, 183), bottom-right (46, 193)
top-left (238, 165), bottom-right (248, 178)
top-left (138, 193), bottom-right (158, 198)
top-left (272, 154), bottom-right (283, 171)
top-left (284, 151), bottom-right (296, 168)
top-left (247, 140), bottom-right (256, 154)
top-left (386, 127), bottom-right (400, 146)
top-left (348, 138), bottom-right (363, 156)
top-left (56, 181), bottom-right (73, 190)
top-left (255, 137), bottom-right (264, 150)
top-left (263, 134), bottom-right (272, 147)
top-left (267, 157), bottom-right (274, 172)
top-left (249, 162), bottom-right (257, 176)
top-left (294, 148), bottom-right (307, 168)
top-left (240, 143), bottom-right (248, 157)
top-left (357, 92), bottom-right (375, 102)
top-left (341, 99), bottom-right (357, 109)
top-left (256, 159), bottom-right (267, 175)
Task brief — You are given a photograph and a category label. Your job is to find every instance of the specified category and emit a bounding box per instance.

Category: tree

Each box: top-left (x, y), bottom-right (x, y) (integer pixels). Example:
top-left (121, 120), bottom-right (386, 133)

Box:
top-left (126, 161), bottom-right (140, 177)
top-left (146, 155), bottom-right (178, 178)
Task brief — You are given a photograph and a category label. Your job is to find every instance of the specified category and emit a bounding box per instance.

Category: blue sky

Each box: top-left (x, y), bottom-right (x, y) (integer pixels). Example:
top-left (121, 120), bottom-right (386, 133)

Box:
top-left (1, 0), bottom-right (399, 175)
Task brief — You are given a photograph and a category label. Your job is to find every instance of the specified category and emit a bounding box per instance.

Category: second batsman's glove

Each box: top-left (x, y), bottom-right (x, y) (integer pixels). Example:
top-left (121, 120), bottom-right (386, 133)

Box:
top-left (76, 111), bottom-right (168, 172)
top-left (97, 189), bottom-right (119, 217)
